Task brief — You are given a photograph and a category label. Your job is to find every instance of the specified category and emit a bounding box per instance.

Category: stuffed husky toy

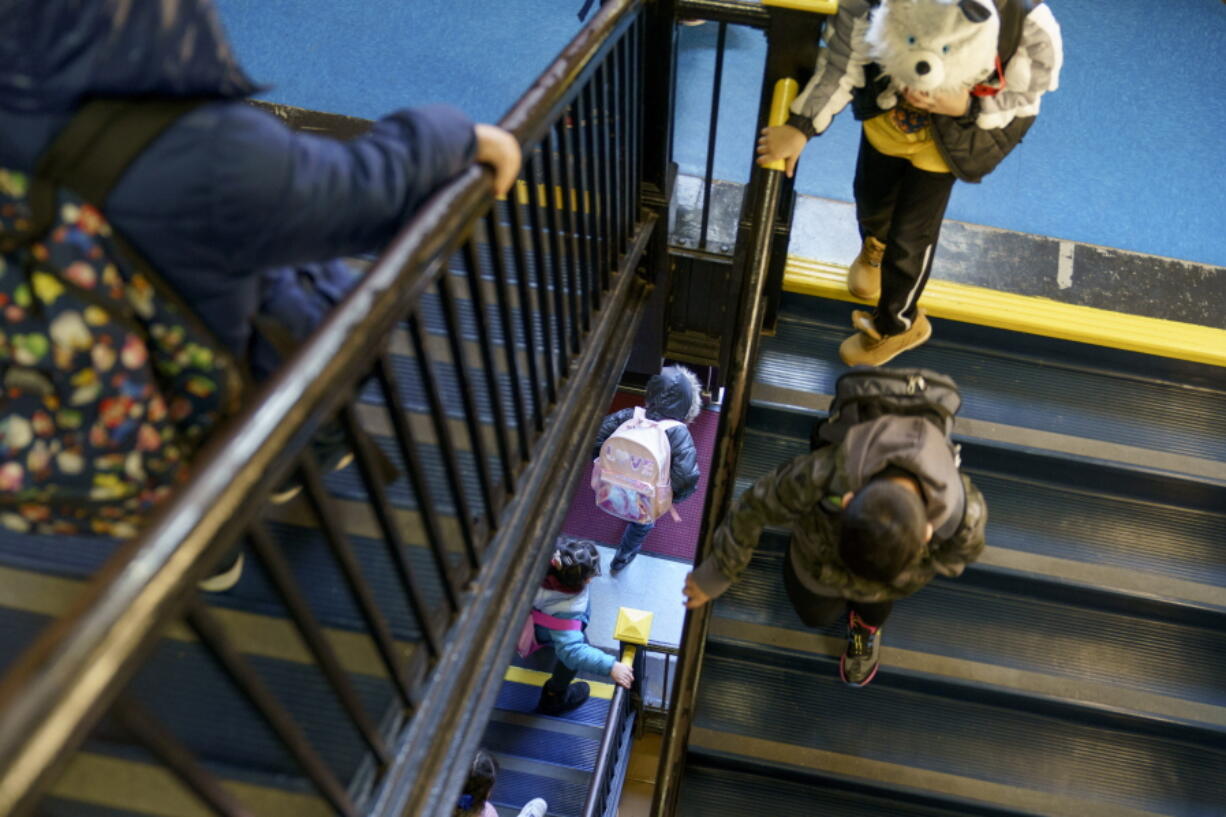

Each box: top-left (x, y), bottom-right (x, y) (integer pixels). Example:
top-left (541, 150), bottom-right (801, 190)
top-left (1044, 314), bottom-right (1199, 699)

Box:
top-left (866, 0), bottom-right (1001, 109)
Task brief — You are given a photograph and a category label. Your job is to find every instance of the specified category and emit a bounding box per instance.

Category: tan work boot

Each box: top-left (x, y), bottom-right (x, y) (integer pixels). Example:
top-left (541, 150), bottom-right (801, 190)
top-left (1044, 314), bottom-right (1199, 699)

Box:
top-left (839, 309), bottom-right (932, 366)
top-left (848, 236), bottom-right (885, 300)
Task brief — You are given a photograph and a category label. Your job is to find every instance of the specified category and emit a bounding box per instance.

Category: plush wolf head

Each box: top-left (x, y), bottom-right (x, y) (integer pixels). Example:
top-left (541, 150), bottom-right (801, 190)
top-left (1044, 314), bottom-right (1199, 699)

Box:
top-left (866, 0), bottom-right (1001, 95)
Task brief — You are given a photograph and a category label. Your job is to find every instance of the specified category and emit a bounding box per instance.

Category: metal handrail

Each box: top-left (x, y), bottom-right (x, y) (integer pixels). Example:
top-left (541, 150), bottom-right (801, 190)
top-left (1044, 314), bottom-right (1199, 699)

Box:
top-left (582, 686), bottom-right (632, 817)
top-left (0, 1), bottom-right (656, 815)
top-left (677, 0), bottom-right (771, 27)
top-left (650, 167), bottom-right (785, 817)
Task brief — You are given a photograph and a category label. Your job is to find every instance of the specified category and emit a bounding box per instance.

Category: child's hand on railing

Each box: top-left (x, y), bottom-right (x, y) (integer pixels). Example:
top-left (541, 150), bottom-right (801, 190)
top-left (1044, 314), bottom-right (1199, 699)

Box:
top-left (610, 662), bottom-right (634, 689)
top-left (474, 124), bottom-right (522, 198)
top-left (755, 124), bottom-right (807, 178)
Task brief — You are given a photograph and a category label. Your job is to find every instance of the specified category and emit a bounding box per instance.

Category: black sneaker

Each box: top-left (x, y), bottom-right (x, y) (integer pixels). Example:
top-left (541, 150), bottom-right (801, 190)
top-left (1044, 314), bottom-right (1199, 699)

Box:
top-left (839, 610), bottom-right (882, 687)
top-left (537, 681), bottom-right (591, 715)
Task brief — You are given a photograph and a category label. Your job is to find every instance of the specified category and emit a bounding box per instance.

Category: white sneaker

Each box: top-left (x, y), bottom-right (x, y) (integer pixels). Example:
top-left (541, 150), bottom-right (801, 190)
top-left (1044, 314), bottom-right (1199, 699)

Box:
top-left (516, 798), bottom-right (548, 817)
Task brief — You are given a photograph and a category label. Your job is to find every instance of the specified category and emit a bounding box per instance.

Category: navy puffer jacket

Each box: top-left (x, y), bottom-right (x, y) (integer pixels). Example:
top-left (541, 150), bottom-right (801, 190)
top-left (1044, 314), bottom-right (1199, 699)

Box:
top-left (593, 366), bottom-right (702, 502)
top-left (0, 0), bottom-right (477, 378)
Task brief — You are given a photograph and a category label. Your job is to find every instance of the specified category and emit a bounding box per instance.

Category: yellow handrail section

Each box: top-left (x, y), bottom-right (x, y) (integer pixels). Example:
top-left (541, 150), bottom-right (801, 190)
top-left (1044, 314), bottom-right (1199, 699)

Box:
top-left (761, 78), bottom-right (801, 173)
top-left (785, 256), bottom-right (1226, 368)
top-left (762, 0), bottom-right (840, 14)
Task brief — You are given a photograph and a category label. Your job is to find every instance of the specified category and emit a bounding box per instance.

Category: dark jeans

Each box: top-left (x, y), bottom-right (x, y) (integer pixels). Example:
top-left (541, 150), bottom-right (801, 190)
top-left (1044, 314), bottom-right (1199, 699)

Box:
top-left (616, 520), bottom-right (654, 561)
top-left (853, 129), bottom-right (957, 336)
top-left (782, 549), bottom-right (893, 629)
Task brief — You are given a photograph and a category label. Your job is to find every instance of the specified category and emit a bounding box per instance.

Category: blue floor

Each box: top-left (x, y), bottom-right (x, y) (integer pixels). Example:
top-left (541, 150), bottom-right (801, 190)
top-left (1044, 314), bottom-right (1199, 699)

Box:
top-left (215, 0), bottom-right (1226, 268)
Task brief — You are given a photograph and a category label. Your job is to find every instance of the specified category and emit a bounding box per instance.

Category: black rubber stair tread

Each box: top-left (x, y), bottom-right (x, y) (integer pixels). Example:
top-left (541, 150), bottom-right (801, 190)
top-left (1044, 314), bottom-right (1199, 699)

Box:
top-left (711, 539), bottom-right (1226, 720)
top-left (757, 303), bottom-right (1226, 462)
top-left (677, 762), bottom-right (1008, 817)
top-left (693, 652), bottom-right (1226, 816)
top-left (482, 720), bottom-right (600, 772)
top-left (489, 763), bottom-right (588, 817)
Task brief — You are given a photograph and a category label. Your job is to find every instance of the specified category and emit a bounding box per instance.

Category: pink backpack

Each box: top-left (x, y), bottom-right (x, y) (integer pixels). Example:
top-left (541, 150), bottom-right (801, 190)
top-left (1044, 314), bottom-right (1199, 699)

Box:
top-left (591, 406), bottom-right (682, 525)
top-left (516, 609), bottom-right (584, 659)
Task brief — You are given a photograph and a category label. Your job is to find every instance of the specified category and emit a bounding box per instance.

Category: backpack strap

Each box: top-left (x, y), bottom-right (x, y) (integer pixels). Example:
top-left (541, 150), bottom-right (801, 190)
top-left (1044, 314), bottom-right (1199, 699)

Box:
top-left (0, 98), bottom-right (205, 252)
top-left (994, 0), bottom-right (1040, 67)
top-left (531, 610), bottom-right (583, 631)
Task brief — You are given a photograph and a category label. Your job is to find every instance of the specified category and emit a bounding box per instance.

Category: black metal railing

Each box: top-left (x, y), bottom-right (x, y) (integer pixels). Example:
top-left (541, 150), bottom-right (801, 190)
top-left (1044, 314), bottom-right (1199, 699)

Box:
top-left (581, 642), bottom-right (646, 817)
top-left (0, 2), bottom-right (668, 816)
top-left (651, 2), bottom-right (833, 815)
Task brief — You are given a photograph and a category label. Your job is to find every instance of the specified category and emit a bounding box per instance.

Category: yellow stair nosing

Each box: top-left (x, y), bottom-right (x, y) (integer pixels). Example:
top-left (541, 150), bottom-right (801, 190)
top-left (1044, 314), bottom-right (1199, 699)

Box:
top-left (784, 255), bottom-right (1226, 368)
top-left (502, 664), bottom-right (616, 700)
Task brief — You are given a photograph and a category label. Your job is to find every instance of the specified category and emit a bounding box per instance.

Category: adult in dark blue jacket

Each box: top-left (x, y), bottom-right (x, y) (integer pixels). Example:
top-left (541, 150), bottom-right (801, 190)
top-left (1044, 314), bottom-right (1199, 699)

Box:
top-left (592, 365), bottom-right (703, 572)
top-left (0, 0), bottom-right (520, 380)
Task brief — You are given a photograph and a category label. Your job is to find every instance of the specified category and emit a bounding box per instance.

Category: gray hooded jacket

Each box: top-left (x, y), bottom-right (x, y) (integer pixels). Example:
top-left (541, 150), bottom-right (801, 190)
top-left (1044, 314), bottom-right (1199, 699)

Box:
top-left (692, 415), bottom-right (986, 604)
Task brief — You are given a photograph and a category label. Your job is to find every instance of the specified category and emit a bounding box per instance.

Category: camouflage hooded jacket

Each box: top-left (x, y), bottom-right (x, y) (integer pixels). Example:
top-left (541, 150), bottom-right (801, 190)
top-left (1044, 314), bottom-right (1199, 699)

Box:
top-left (690, 415), bottom-right (987, 604)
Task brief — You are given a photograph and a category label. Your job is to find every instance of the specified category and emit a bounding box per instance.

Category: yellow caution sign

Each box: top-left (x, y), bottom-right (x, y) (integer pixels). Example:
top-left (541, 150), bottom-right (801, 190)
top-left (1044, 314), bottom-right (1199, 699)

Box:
top-left (614, 606), bottom-right (654, 666)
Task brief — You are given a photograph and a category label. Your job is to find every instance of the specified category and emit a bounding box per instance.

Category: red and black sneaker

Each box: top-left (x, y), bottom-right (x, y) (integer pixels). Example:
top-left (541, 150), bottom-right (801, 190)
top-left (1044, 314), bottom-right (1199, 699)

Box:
top-left (839, 610), bottom-right (882, 687)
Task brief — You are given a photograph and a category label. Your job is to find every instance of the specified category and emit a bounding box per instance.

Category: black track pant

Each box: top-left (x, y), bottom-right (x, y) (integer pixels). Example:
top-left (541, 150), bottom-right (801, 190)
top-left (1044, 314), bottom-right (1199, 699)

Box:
top-left (853, 129), bottom-right (957, 336)
top-left (782, 549), bottom-right (894, 629)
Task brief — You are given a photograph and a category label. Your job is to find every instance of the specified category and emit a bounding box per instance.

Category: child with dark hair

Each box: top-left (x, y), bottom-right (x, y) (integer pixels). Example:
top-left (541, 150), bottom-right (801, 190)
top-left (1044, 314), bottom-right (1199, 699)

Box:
top-left (455, 750), bottom-right (546, 817)
top-left (534, 538), bottom-right (633, 715)
top-left (683, 414), bottom-right (986, 687)
top-left (592, 365), bottom-right (704, 572)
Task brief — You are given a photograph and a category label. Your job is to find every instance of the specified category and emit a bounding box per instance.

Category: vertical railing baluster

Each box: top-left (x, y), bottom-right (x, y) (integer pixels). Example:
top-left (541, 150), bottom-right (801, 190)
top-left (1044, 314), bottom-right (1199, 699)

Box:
top-left (297, 454), bottom-right (419, 709)
top-left (373, 355), bottom-right (467, 599)
top-left (505, 175), bottom-right (553, 421)
top-left (113, 697), bottom-right (256, 817)
top-left (186, 603), bottom-right (359, 817)
top-left (573, 88), bottom-right (598, 315)
top-left (434, 270), bottom-right (499, 523)
top-left (461, 236), bottom-right (516, 490)
top-left (700, 22), bottom-right (728, 250)
top-left (634, 18), bottom-right (645, 212)
top-left (405, 309), bottom-right (480, 566)
top-left (601, 61), bottom-right (624, 270)
top-left (617, 36), bottom-right (632, 245)
top-left (340, 403), bottom-right (444, 656)
top-left (525, 149), bottom-right (565, 385)
top-left (246, 522), bottom-right (392, 766)
top-left (540, 132), bottom-right (577, 358)
top-left (662, 652), bottom-right (671, 711)
top-left (580, 80), bottom-right (609, 303)
top-left (483, 210), bottom-right (531, 462)
top-left (557, 116), bottom-right (589, 335)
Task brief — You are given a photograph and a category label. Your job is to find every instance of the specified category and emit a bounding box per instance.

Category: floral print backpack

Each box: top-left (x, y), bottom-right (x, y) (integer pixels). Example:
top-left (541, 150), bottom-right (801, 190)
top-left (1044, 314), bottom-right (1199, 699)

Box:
top-left (0, 100), bottom-right (242, 538)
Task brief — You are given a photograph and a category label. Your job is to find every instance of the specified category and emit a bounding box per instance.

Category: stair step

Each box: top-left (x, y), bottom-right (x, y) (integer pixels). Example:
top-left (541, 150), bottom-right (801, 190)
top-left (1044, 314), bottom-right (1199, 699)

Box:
top-left (678, 761), bottom-right (1016, 817)
top-left (735, 442), bottom-right (1226, 625)
top-left (44, 744), bottom-right (330, 817)
top-left (692, 653), bottom-right (1226, 816)
top-left (757, 298), bottom-right (1226, 463)
top-left (489, 762), bottom-right (588, 817)
top-left (710, 526), bottom-right (1226, 751)
top-left (482, 720), bottom-right (601, 773)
